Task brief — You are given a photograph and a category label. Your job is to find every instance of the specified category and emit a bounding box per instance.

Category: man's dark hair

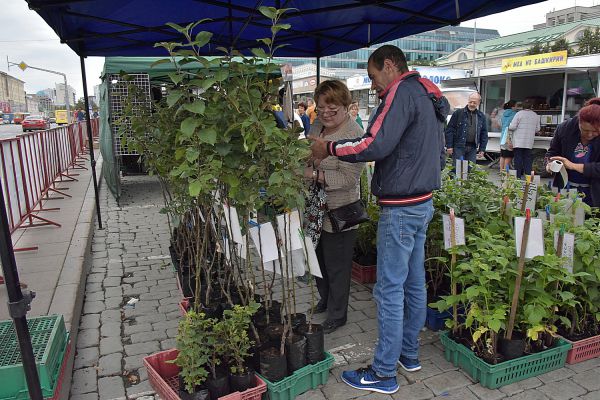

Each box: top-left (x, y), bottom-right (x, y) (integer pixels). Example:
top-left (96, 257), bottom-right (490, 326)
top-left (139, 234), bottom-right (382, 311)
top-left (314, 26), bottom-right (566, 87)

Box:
top-left (368, 45), bottom-right (409, 73)
top-left (522, 101), bottom-right (533, 110)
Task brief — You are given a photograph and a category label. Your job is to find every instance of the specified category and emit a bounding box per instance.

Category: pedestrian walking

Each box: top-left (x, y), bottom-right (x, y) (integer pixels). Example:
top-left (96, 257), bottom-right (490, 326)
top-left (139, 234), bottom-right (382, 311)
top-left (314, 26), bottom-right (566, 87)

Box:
top-left (445, 92), bottom-right (488, 164)
top-left (509, 101), bottom-right (540, 178)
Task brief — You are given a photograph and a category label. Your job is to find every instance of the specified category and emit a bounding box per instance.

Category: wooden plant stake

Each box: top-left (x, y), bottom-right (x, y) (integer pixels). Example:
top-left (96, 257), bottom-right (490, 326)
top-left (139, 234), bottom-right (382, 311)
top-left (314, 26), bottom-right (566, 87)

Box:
top-left (506, 209), bottom-right (531, 340)
top-left (520, 175), bottom-right (531, 214)
top-left (449, 208), bottom-right (458, 334)
top-left (501, 196), bottom-right (509, 220)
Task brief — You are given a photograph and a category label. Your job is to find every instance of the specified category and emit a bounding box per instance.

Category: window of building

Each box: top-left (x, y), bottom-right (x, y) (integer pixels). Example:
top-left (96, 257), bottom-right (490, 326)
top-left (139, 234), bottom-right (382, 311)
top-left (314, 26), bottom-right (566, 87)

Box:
top-left (458, 52), bottom-right (468, 61)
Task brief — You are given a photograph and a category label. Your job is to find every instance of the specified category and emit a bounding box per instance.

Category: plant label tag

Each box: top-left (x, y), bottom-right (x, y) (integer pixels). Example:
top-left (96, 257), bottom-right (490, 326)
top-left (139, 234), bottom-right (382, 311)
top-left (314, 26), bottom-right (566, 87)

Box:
top-left (553, 231), bottom-right (575, 273)
top-left (270, 249), bottom-right (306, 277)
top-left (455, 159), bottom-right (469, 181)
top-left (551, 185), bottom-right (559, 194)
top-left (532, 175), bottom-right (541, 185)
top-left (549, 213), bottom-right (556, 223)
top-left (302, 235), bottom-right (322, 278)
top-left (276, 210), bottom-right (303, 251)
top-left (508, 169), bottom-right (517, 177)
top-left (574, 207), bottom-right (585, 227)
top-left (249, 222), bottom-right (279, 262)
top-left (514, 217), bottom-right (544, 259)
top-left (223, 204), bottom-right (244, 244)
top-left (515, 182), bottom-right (538, 211)
top-left (442, 214), bottom-right (465, 249)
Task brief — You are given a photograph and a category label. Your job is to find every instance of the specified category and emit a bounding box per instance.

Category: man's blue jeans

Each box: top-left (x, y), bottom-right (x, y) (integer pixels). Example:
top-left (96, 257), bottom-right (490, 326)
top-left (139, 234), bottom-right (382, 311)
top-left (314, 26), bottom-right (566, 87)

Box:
top-left (371, 200), bottom-right (434, 377)
top-left (452, 144), bottom-right (478, 164)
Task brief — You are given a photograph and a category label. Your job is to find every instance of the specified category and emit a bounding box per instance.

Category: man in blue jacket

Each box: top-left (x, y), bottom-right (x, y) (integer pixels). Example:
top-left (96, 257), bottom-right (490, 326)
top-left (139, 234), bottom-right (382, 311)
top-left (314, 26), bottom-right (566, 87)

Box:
top-left (310, 45), bottom-right (448, 394)
top-left (445, 93), bottom-right (488, 163)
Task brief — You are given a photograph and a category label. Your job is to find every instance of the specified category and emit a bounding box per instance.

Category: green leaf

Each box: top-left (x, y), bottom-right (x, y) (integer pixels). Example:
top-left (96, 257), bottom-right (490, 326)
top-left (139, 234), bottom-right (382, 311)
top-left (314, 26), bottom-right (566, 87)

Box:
top-left (214, 69), bottom-right (229, 82)
top-left (199, 128), bottom-right (217, 145)
top-left (186, 148), bottom-right (200, 162)
top-left (195, 31), bottom-right (213, 48)
top-left (488, 318), bottom-right (502, 332)
top-left (189, 180), bottom-right (202, 197)
top-left (268, 172), bottom-right (283, 185)
top-left (250, 48), bottom-right (269, 59)
top-left (150, 58), bottom-right (171, 68)
top-left (166, 22), bottom-right (186, 33)
top-left (271, 24), bottom-right (291, 35)
top-left (258, 6), bottom-right (277, 19)
top-left (257, 38), bottom-right (272, 46)
top-left (167, 92), bottom-right (184, 107)
top-left (180, 117), bottom-right (200, 135)
top-left (183, 101), bottom-right (206, 115)
top-left (215, 143), bottom-right (232, 156)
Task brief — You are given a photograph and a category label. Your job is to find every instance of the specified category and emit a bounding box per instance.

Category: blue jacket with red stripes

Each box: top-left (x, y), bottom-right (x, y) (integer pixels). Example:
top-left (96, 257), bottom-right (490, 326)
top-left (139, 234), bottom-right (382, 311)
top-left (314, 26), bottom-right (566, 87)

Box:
top-left (326, 71), bottom-right (448, 206)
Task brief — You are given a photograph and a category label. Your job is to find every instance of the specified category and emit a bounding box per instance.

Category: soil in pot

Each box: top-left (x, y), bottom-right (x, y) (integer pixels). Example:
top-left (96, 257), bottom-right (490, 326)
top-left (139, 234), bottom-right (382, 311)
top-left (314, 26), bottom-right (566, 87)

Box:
top-left (288, 313), bottom-right (307, 331)
top-left (205, 369), bottom-right (230, 399)
top-left (260, 346), bottom-right (288, 382)
top-left (298, 324), bottom-right (325, 364)
top-left (229, 369), bottom-right (255, 393)
top-left (264, 323), bottom-right (284, 342)
top-left (177, 375), bottom-right (210, 400)
top-left (286, 334), bottom-right (307, 372)
top-left (499, 333), bottom-right (526, 361)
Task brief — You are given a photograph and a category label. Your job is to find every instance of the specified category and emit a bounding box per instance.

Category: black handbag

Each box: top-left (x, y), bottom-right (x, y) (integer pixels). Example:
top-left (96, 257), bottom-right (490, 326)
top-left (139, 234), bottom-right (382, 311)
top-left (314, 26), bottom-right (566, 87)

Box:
top-left (328, 200), bottom-right (369, 232)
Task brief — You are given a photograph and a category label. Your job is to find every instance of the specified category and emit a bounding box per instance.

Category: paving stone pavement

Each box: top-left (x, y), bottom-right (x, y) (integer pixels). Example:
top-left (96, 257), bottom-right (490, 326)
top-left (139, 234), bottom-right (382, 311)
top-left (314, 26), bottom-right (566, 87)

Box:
top-left (71, 175), bottom-right (600, 400)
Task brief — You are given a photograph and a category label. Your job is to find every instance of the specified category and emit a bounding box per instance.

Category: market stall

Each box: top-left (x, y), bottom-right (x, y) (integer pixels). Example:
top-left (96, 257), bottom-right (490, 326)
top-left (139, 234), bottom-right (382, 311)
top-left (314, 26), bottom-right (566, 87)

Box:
top-left (443, 52), bottom-right (600, 159)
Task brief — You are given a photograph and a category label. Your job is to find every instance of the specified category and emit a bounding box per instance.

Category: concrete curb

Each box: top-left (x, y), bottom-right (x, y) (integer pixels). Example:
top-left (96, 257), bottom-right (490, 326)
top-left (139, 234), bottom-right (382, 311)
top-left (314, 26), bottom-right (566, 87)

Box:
top-left (49, 152), bottom-right (104, 400)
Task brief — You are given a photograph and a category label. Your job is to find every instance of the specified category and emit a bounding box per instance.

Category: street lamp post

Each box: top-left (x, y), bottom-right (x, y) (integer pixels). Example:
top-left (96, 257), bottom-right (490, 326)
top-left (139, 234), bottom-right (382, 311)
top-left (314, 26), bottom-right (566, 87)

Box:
top-left (8, 59), bottom-right (71, 122)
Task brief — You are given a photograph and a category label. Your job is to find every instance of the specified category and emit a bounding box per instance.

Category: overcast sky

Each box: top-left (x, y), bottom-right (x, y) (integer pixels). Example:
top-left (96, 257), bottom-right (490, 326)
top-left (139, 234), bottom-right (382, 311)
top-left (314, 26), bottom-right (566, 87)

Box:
top-left (0, 0), bottom-right (597, 99)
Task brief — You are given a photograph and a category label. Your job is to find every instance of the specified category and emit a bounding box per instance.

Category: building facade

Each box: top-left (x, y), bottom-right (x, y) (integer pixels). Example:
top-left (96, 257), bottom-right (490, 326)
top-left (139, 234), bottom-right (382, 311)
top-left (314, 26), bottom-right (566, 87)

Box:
top-left (437, 17), bottom-right (600, 72)
top-left (277, 26), bottom-right (499, 76)
top-left (533, 5), bottom-right (600, 29)
top-left (0, 72), bottom-right (26, 113)
top-left (39, 83), bottom-right (76, 106)
top-left (25, 94), bottom-right (40, 114)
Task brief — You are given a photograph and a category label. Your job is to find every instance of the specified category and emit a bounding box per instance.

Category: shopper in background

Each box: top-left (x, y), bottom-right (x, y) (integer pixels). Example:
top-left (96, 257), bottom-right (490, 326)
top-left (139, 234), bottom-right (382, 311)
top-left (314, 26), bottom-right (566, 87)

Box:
top-left (297, 102), bottom-right (311, 137)
top-left (545, 98), bottom-right (600, 207)
top-left (509, 101), bottom-right (540, 178)
top-left (348, 101), bottom-right (364, 129)
top-left (499, 100), bottom-right (518, 172)
top-left (445, 92), bottom-right (488, 164)
top-left (306, 98), bottom-right (318, 124)
top-left (305, 80), bottom-right (364, 335)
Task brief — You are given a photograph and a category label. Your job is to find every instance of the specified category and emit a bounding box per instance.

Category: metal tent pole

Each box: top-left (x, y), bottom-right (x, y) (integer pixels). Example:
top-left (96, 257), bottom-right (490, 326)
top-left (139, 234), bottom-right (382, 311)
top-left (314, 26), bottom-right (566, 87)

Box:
top-left (80, 55), bottom-right (103, 229)
top-left (0, 176), bottom-right (42, 399)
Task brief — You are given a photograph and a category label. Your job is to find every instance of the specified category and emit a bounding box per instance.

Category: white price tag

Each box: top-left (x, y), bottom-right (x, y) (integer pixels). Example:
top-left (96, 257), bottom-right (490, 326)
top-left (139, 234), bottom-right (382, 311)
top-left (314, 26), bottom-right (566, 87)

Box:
top-left (442, 214), bottom-right (465, 249)
top-left (249, 222), bottom-right (279, 262)
top-left (276, 210), bottom-right (303, 251)
top-left (553, 231), bottom-right (575, 273)
top-left (515, 217), bottom-right (544, 259)
top-left (516, 182), bottom-right (538, 211)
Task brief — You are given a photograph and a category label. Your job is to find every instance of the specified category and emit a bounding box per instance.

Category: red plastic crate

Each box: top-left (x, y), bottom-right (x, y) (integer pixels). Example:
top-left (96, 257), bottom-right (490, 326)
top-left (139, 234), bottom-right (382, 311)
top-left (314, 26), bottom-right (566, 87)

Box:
top-left (564, 334), bottom-right (600, 364)
top-left (143, 349), bottom-right (267, 400)
top-left (179, 298), bottom-right (189, 317)
top-left (351, 261), bottom-right (376, 284)
top-left (47, 340), bottom-right (71, 400)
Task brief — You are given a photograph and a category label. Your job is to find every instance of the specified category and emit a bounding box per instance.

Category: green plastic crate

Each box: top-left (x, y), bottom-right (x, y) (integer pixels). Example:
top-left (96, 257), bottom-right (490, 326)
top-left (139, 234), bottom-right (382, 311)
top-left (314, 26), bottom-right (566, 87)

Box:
top-left (439, 331), bottom-right (571, 389)
top-left (0, 315), bottom-right (68, 399)
top-left (257, 352), bottom-right (334, 400)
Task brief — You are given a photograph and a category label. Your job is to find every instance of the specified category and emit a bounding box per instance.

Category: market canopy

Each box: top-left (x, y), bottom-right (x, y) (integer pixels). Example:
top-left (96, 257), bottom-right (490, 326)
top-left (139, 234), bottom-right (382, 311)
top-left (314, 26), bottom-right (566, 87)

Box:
top-left (28, 0), bottom-right (546, 58)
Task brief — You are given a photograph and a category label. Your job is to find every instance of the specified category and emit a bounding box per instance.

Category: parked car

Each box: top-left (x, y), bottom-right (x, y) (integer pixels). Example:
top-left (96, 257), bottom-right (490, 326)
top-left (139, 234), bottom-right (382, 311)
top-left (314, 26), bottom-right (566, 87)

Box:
top-left (22, 115), bottom-right (51, 132)
top-left (49, 117), bottom-right (56, 123)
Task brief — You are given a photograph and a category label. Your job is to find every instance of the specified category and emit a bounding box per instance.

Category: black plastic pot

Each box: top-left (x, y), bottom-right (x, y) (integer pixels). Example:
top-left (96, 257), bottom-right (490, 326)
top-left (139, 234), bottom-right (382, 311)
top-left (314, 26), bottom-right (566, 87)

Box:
top-left (229, 369), bottom-right (255, 393)
top-left (260, 346), bottom-right (288, 382)
top-left (300, 324), bottom-right (325, 364)
top-left (286, 334), bottom-right (307, 372)
top-left (178, 375), bottom-right (210, 400)
top-left (206, 372), bottom-right (230, 399)
top-left (498, 337), bottom-right (526, 360)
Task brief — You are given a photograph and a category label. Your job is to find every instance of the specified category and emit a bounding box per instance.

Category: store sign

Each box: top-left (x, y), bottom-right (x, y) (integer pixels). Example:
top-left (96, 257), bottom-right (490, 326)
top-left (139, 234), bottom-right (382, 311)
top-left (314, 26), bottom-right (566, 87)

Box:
top-left (501, 50), bottom-right (568, 73)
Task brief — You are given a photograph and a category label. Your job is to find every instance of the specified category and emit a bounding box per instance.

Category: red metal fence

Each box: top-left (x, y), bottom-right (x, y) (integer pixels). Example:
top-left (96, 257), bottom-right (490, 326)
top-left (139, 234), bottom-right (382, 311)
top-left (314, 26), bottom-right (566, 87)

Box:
top-left (0, 119), bottom-right (98, 247)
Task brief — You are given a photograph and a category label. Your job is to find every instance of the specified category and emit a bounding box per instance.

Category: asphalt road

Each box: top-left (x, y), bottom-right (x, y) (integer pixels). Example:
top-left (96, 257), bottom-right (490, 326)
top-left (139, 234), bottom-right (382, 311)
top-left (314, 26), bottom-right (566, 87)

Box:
top-left (0, 123), bottom-right (58, 139)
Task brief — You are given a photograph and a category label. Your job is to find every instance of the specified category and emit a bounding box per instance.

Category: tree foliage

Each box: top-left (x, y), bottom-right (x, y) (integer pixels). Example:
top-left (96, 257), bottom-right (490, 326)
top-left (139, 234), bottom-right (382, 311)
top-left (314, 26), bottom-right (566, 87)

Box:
top-left (576, 27), bottom-right (600, 55)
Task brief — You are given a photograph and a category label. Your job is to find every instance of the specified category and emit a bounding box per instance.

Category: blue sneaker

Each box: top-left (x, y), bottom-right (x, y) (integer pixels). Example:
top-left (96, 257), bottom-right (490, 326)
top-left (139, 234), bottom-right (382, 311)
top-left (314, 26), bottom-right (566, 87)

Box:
top-left (398, 355), bottom-right (421, 372)
top-left (341, 366), bottom-right (399, 394)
